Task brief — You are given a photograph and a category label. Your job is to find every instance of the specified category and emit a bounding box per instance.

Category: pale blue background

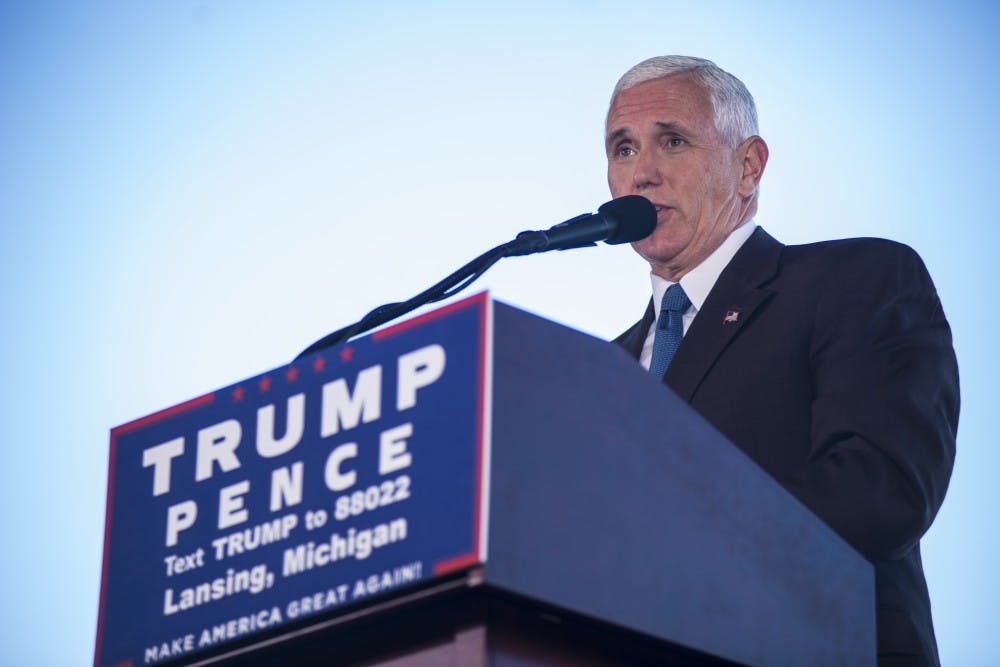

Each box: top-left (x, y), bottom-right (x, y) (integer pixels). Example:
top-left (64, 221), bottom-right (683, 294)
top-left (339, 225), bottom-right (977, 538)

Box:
top-left (1, 2), bottom-right (997, 665)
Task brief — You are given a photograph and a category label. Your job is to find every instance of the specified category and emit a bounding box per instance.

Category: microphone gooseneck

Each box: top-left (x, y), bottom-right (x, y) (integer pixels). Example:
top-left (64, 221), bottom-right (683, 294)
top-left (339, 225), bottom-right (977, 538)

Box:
top-left (296, 196), bottom-right (657, 358)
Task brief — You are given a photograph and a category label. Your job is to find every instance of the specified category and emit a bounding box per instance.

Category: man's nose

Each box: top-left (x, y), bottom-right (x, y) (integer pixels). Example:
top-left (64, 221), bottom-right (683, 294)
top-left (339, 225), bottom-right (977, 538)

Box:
top-left (631, 152), bottom-right (663, 192)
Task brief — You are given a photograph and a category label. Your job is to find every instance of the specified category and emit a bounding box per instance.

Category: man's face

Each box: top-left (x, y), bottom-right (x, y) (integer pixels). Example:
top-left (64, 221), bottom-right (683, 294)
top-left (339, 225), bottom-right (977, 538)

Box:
top-left (606, 74), bottom-right (754, 281)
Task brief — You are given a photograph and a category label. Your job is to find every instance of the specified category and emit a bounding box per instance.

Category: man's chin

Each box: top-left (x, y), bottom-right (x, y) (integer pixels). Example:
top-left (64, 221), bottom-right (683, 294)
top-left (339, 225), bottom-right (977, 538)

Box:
top-left (631, 239), bottom-right (683, 268)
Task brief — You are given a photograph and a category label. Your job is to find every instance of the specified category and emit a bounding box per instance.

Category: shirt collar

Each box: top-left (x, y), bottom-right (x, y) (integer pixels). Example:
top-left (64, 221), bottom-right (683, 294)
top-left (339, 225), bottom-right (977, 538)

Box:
top-left (650, 220), bottom-right (757, 319)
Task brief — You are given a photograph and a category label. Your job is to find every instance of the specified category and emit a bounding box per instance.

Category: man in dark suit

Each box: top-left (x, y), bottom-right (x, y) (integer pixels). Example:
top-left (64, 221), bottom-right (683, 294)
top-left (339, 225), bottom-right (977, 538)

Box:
top-left (607, 56), bottom-right (959, 666)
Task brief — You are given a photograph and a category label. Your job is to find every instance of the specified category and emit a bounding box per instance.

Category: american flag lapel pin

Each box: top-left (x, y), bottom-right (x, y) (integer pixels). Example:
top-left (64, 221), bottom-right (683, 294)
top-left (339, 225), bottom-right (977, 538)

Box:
top-left (723, 309), bottom-right (740, 324)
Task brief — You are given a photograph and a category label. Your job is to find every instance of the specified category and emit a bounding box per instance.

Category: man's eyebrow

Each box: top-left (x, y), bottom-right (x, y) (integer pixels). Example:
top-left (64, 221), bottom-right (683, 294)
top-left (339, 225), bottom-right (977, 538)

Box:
top-left (605, 121), bottom-right (689, 147)
top-left (605, 127), bottom-right (630, 147)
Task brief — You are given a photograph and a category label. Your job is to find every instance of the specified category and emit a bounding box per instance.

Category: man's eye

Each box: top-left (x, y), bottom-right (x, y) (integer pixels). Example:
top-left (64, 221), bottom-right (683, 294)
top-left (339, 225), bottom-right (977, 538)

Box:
top-left (615, 145), bottom-right (636, 158)
top-left (666, 136), bottom-right (685, 148)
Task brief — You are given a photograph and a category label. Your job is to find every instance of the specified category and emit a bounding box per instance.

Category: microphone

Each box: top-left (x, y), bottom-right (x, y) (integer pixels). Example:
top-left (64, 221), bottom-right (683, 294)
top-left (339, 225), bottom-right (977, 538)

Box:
top-left (507, 195), bottom-right (656, 256)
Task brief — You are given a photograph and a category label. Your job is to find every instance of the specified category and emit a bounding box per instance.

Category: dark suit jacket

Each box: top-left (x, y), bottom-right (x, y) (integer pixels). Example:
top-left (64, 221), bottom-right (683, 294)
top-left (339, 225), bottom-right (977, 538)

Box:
top-left (614, 227), bottom-right (959, 666)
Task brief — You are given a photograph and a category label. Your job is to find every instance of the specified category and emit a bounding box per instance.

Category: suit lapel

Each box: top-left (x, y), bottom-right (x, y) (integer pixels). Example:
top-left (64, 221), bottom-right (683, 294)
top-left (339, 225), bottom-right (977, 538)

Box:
top-left (614, 300), bottom-right (654, 359)
top-left (664, 227), bottom-right (784, 401)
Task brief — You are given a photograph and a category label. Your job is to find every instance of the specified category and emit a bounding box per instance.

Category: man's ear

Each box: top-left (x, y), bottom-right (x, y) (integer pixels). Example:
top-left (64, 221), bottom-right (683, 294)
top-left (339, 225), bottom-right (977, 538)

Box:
top-left (737, 135), bottom-right (769, 197)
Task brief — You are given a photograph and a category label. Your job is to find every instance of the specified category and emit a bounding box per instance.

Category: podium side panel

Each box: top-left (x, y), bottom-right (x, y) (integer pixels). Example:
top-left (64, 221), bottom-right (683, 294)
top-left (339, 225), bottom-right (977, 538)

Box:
top-left (485, 302), bottom-right (874, 667)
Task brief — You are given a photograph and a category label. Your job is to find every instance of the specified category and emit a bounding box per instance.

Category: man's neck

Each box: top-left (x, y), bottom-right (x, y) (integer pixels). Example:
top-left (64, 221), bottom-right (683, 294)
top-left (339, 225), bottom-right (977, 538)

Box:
top-left (650, 220), bottom-right (758, 316)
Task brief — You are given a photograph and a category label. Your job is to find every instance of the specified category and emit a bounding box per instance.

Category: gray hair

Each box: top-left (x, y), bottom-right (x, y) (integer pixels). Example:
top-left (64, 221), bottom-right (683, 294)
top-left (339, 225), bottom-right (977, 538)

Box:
top-left (610, 56), bottom-right (758, 147)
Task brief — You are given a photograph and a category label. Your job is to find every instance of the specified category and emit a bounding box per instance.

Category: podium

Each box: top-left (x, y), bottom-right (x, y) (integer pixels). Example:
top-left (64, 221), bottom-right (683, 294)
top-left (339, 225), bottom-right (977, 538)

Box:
top-left (95, 294), bottom-right (874, 667)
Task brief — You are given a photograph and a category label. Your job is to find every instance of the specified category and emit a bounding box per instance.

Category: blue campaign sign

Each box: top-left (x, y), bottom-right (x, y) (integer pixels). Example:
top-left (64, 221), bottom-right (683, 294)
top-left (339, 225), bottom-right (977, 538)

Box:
top-left (95, 293), bottom-right (492, 667)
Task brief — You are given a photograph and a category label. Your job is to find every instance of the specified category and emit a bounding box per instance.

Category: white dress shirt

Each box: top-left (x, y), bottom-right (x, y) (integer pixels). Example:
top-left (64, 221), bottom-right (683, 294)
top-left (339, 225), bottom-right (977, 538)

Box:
top-left (639, 221), bottom-right (757, 370)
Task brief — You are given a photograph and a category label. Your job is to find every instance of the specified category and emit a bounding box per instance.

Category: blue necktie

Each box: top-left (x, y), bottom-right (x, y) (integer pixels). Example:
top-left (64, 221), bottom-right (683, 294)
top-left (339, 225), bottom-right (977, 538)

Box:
top-left (649, 284), bottom-right (691, 379)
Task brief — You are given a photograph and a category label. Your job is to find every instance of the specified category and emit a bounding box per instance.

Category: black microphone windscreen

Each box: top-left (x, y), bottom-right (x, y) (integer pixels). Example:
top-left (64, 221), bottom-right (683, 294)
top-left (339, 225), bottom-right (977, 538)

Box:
top-left (598, 195), bottom-right (656, 244)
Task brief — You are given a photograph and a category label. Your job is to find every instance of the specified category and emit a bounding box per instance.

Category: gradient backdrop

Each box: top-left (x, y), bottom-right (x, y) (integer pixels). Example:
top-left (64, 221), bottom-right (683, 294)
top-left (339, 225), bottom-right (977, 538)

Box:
top-left (1, 2), bottom-right (997, 665)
